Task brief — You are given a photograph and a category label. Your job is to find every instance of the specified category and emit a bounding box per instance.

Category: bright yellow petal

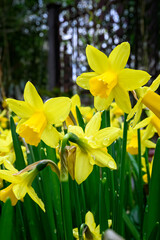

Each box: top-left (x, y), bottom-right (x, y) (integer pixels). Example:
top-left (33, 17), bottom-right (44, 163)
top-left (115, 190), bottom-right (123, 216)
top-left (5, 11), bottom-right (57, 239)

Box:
top-left (71, 94), bottom-right (81, 108)
top-left (90, 149), bottom-right (117, 169)
top-left (113, 85), bottom-right (131, 113)
top-left (76, 72), bottom-right (98, 90)
top-left (24, 81), bottom-right (43, 110)
top-left (86, 45), bottom-right (110, 74)
top-left (132, 104), bottom-right (143, 127)
top-left (41, 124), bottom-right (60, 148)
top-left (68, 125), bottom-right (84, 138)
top-left (118, 69), bottom-right (151, 90)
top-left (73, 228), bottom-right (79, 239)
top-left (13, 184), bottom-right (27, 199)
top-left (144, 140), bottom-right (156, 149)
top-left (142, 90), bottom-right (160, 119)
top-left (27, 186), bottom-right (45, 212)
top-left (75, 148), bottom-right (93, 184)
top-left (85, 112), bottom-right (101, 137)
top-left (0, 170), bottom-right (17, 183)
top-left (94, 94), bottom-right (113, 111)
top-left (93, 127), bottom-right (121, 147)
top-left (6, 99), bottom-right (34, 118)
top-left (134, 117), bottom-right (151, 130)
top-left (127, 98), bottom-right (142, 122)
top-left (150, 74), bottom-right (160, 91)
top-left (44, 97), bottom-right (71, 125)
top-left (109, 42), bottom-right (130, 72)
top-left (85, 211), bottom-right (96, 231)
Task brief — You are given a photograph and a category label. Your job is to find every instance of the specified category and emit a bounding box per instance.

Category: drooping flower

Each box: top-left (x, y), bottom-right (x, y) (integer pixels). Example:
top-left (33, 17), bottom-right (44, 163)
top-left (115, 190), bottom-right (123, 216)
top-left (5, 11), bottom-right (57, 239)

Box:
top-left (7, 81), bottom-right (71, 147)
top-left (67, 112), bottom-right (120, 184)
top-left (0, 162), bottom-right (45, 211)
top-left (77, 42), bottom-right (150, 113)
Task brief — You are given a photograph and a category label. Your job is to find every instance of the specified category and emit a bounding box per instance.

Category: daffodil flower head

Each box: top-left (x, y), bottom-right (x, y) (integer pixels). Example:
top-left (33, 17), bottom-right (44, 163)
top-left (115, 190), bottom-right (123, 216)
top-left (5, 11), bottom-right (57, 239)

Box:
top-left (67, 112), bottom-right (120, 184)
top-left (0, 161), bottom-right (58, 211)
top-left (6, 81), bottom-right (71, 147)
top-left (77, 42), bottom-right (151, 113)
top-left (73, 211), bottom-right (101, 240)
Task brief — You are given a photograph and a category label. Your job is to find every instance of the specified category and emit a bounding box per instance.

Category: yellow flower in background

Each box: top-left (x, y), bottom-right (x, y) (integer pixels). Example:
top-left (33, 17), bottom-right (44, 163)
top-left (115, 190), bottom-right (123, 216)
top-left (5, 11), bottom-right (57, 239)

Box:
top-left (110, 102), bottom-right (124, 127)
top-left (66, 94), bottom-right (95, 126)
top-left (0, 110), bottom-right (8, 129)
top-left (0, 163), bottom-right (45, 211)
top-left (68, 112), bottom-right (120, 184)
top-left (77, 42), bottom-right (150, 113)
top-left (127, 127), bottom-right (155, 155)
top-left (127, 74), bottom-right (160, 126)
top-left (7, 81), bottom-right (71, 147)
top-left (73, 211), bottom-right (112, 240)
top-left (0, 129), bottom-right (27, 165)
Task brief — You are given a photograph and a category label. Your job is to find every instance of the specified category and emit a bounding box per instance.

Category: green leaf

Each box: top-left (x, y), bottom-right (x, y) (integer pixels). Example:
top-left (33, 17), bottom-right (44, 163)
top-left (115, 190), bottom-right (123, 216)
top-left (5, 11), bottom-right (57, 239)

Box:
top-left (76, 106), bottom-right (85, 131)
top-left (0, 199), bottom-right (13, 240)
top-left (10, 116), bottom-right (26, 170)
top-left (147, 138), bottom-right (160, 238)
top-left (123, 210), bottom-right (140, 240)
top-left (148, 222), bottom-right (159, 240)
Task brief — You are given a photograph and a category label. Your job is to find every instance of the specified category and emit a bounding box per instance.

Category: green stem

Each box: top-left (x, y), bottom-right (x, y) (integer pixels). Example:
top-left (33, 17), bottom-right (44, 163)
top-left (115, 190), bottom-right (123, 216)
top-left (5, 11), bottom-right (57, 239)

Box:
top-left (137, 128), bottom-right (143, 234)
top-left (144, 148), bottom-right (150, 185)
top-left (118, 113), bottom-right (128, 235)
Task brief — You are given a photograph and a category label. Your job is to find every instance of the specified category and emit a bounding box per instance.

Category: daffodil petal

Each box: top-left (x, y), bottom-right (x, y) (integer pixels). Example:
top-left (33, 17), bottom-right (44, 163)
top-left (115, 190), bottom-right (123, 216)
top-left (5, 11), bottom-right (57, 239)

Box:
top-left (0, 170), bottom-right (17, 183)
top-left (150, 74), bottom-right (160, 91)
top-left (13, 184), bottom-right (27, 199)
top-left (109, 42), bottom-right (130, 72)
top-left (134, 117), bottom-right (151, 130)
top-left (94, 94), bottom-right (113, 111)
top-left (118, 69), bottom-right (151, 90)
top-left (71, 94), bottom-right (81, 108)
top-left (132, 103), bottom-right (143, 127)
top-left (90, 149), bottom-right (117, 169)
top-left (144, 140), bottom-right (156, 149)
top-left (28, 186), bottom-right (45, 212)
top-left (76, 72), bottom-right (98, 90)
top-left (113, 85), bottom-right (131, 113)
top-left (127, 98), bottom-right (142, 121)
top-left (68, 125), bottom-right (84, 138)
top-left (73, 228), bottom-right (79, 238)
top-left (85, 211), bottom-right (96, 231)
top-left (75, 148), bottom-right (93, 184)
top-left (94, 127), bottom-right (121, 146)
top-left (24, 81), bottom-right (43, 109)
top-left (85, 112), bottom-right (101, 137)
top-left (41, 124), bottom-right (60, 148)
top-left (86, 45), bottom-right (110, 74)
top-left (6, 99), bottom-right (34, 118)
top-left (44, 97), bottom-right (71, 125)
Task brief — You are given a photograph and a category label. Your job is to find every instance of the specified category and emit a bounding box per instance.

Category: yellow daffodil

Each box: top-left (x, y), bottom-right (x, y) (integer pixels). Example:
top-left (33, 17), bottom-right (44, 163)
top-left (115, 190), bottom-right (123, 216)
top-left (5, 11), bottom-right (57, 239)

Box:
top-left (67, 112), bottom-right (120, 184)
top-left (127, 127), bottom-right (155, 155)
top-left (77, 42), bottom-right (150, 113)
top-left (127, 74), bottom-right (160, 126)
top-left (0, 162), bottom-right (45, 211)
top-left (110, 102), bottom-right (124, 127)
top-left (0, 110), bottom-right (8, 128)
top-left (73, 211), bottom-right (112, 240)
top-left (6, 81), bottom-right (71, 147)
